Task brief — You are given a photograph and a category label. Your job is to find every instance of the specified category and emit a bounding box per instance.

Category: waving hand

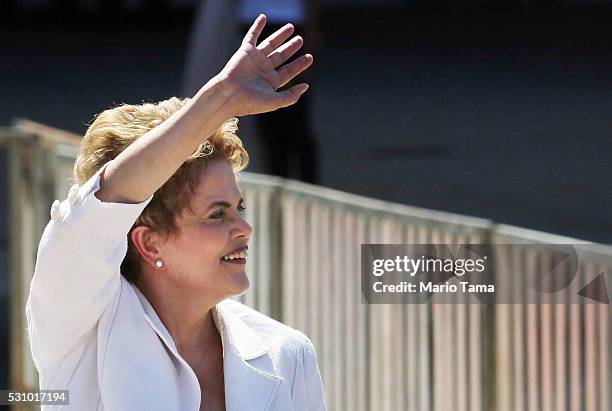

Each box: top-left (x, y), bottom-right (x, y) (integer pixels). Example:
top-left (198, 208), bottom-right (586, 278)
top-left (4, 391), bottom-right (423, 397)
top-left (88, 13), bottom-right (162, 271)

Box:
top-left (216, 14), bottom-right (314, 117)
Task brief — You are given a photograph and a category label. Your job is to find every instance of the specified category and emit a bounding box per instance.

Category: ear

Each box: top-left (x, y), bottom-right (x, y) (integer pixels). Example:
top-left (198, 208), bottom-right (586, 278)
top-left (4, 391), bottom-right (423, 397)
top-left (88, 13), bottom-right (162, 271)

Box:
top-left (131, 226), bottom-right (165, 270)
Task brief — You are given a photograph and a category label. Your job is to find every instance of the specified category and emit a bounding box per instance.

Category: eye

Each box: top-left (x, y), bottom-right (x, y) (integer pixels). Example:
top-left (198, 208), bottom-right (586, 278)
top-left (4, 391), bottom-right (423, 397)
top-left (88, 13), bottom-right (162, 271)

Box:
top-left (209, 203), bottom-right (246, 220)
top-left (210, 210), bottom-right (225, 219)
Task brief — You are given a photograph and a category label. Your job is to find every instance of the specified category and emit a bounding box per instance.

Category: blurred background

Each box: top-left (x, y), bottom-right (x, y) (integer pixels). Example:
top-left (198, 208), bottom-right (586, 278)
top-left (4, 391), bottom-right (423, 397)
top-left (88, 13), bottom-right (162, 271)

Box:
top-left (1, 0), bottom-right (611, 410)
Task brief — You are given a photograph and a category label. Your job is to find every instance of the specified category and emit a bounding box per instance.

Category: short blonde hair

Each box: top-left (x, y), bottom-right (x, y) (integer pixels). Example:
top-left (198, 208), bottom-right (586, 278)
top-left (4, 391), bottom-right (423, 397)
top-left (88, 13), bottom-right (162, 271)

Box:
top-left (74, 97), bottom-right (249, 283)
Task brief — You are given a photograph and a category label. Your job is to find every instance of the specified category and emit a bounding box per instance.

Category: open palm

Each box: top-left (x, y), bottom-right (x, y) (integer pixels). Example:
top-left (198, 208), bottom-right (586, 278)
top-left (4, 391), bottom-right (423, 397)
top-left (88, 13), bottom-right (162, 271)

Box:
top-left (218, 14), bottom-right (314, 117)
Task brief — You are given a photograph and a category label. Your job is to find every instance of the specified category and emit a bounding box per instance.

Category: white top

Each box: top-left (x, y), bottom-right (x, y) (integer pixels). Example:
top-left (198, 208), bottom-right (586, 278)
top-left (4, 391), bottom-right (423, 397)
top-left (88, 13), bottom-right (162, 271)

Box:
top-left (25, 160), bottom-right (326, 410)
top-left (238, 0), bottom-right (305, 24)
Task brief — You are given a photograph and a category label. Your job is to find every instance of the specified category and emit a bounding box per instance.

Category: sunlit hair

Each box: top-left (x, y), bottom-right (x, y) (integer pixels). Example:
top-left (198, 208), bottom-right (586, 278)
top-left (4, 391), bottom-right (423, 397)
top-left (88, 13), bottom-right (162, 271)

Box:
top-left (73, 97), bottom-right (249, 283)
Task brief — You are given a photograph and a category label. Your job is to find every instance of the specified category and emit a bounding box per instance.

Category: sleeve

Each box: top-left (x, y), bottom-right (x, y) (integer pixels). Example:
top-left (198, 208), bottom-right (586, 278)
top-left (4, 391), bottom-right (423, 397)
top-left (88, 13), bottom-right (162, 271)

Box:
top-left (292, 331), bottom-right (327, 411)
top-left (25, 160), bottom-right (154, 368)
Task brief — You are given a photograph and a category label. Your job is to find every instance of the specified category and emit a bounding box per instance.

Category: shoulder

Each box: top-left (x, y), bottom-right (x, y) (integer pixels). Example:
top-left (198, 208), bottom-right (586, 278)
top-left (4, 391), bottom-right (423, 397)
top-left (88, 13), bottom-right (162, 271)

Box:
top-left (219, 299), bottom-right (326, 409)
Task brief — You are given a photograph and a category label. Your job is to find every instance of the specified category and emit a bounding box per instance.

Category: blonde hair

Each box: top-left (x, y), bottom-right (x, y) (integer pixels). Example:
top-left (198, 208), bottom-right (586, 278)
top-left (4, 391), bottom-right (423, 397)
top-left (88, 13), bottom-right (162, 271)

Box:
top-left (74, 97), bottom-right (249, 283)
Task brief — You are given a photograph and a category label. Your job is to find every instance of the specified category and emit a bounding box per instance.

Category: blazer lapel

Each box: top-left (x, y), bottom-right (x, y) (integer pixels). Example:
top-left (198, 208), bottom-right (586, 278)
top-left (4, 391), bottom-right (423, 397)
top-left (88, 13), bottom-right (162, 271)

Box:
top-left (131, 283), bottom-right (184, 359)
top-left (213, 302), bottom-right (283, 411)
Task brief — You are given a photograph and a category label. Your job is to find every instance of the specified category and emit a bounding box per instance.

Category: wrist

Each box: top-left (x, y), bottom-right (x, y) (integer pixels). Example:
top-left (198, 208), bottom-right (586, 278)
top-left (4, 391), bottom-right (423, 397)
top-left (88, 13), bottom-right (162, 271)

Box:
top-left (194, 75), bottom-right (238, 119)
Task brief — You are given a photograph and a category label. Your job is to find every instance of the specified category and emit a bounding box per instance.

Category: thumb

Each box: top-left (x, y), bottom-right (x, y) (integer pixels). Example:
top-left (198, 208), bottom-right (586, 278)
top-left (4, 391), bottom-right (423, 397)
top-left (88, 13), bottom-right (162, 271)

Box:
top-left (276, 83), bottom-right (309, 108)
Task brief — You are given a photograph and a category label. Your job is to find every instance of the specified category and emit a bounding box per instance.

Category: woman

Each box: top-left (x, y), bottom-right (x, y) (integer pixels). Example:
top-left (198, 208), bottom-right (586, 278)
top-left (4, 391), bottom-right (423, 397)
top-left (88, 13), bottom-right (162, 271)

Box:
top-left (25, 14), bottom-right (325, 411)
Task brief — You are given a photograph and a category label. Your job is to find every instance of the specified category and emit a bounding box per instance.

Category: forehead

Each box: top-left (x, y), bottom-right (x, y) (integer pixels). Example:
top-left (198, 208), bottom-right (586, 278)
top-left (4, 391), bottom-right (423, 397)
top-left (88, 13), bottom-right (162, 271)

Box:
top-left (191, 160), bottom-right (242, 204)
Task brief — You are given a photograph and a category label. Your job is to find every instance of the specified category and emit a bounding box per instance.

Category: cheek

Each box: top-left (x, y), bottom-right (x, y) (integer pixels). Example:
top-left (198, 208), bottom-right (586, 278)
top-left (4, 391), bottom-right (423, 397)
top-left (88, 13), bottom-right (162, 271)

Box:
top-left (176, 225), bottom-right (229, 261)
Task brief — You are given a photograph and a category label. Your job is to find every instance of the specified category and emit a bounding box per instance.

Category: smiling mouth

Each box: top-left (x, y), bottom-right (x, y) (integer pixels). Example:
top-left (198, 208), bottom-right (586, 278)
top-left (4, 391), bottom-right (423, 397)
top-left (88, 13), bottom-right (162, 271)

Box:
top-left (220, 250), bottom-right (248, 265)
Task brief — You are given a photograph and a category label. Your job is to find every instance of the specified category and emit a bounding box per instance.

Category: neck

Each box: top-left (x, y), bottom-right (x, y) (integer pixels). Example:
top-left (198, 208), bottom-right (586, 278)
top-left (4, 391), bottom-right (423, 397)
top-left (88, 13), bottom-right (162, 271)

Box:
top-left (135, 274), bottom-right (221, 350)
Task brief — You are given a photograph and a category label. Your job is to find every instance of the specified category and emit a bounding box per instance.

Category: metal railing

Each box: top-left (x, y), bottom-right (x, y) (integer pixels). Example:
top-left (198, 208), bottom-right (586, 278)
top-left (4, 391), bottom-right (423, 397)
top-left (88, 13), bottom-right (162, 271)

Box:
top-left (2, 121), bottom-right (610, 410)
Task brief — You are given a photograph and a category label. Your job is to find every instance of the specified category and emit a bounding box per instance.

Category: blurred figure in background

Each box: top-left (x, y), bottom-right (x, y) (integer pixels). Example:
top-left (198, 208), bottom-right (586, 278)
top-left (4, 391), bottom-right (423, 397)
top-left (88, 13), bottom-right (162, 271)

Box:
top-left (182, 0), bottom-right (321, 183)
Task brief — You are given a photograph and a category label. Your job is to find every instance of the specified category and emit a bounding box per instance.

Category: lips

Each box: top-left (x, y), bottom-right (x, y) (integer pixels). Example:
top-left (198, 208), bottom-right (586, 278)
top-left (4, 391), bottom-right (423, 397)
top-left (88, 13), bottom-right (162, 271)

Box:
top-left (222, 245), bottom-right (248, 257)
top-left (220, 246), bottom-right (248, 264)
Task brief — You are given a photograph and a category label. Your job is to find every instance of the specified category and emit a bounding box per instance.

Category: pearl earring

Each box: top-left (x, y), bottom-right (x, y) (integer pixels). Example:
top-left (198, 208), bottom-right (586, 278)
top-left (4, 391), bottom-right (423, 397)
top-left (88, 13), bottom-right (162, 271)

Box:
top-left (155, 260), bottom-right (164, 268)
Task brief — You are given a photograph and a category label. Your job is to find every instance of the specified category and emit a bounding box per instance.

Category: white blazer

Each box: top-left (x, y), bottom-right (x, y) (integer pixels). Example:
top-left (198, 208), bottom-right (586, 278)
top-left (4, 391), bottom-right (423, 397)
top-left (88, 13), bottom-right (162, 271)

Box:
top-left (25, 161), bottom-right (327, 411)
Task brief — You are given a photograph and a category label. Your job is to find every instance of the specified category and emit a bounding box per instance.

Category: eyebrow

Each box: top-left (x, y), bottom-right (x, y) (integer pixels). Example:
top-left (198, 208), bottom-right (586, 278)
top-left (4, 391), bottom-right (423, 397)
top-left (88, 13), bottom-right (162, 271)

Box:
top-left (204, 197), bottom-right (245, 213)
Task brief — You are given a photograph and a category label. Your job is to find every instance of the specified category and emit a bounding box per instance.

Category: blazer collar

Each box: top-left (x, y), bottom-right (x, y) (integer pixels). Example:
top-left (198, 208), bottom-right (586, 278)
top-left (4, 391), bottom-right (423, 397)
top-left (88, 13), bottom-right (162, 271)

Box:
top-left (131, 285), bottom-right (266, 360)
top-left (211, 302), bottom-right (267, 360)
top-left (130, 284), bottom-right (283, 410)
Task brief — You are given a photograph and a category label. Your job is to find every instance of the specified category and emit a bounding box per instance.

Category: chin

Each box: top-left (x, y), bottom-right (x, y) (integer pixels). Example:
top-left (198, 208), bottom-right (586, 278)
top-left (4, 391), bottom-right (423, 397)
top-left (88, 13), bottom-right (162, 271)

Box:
top-left (226, 269), bottom-right (250, 295)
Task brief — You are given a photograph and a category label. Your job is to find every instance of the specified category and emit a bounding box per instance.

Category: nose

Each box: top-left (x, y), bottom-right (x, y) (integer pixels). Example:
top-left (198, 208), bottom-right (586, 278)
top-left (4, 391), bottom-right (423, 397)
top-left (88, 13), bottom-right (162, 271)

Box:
top-left (234, 214), bottom-right (253, 239)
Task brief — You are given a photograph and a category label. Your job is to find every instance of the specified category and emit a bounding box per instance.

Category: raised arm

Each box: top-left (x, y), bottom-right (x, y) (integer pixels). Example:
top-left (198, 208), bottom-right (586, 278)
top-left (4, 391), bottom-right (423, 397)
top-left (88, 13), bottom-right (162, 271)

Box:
top-left (96, 14), bottom-right (313, 204)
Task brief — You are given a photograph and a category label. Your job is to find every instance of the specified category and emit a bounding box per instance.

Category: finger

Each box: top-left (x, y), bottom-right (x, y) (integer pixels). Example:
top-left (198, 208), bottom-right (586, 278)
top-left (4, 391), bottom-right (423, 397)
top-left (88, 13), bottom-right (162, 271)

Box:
top-left (268, 35), bottom-right (303, 68)
top-left (257, 23), bottom-right (294, 56)
top-left (242, 14), bottom-right (267, 46)
top-left (276, 83), bottom-right (309, 109)
top-left (276, 54), bottom-right (314, 89)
